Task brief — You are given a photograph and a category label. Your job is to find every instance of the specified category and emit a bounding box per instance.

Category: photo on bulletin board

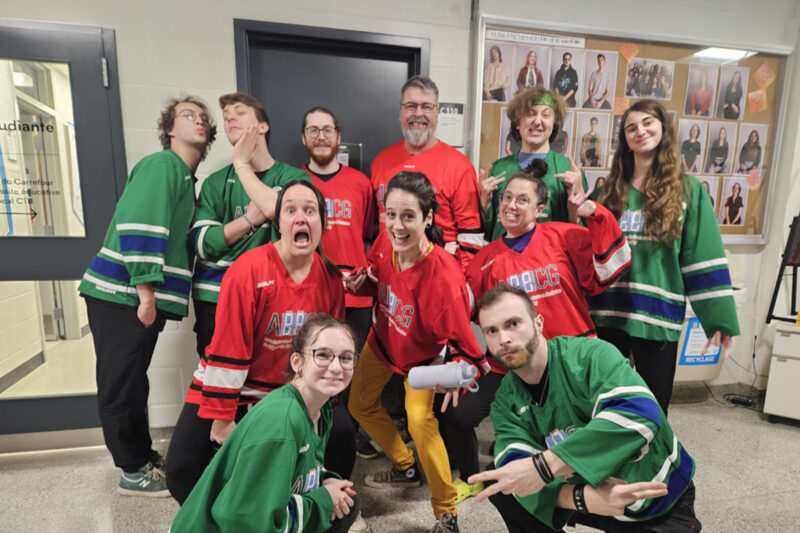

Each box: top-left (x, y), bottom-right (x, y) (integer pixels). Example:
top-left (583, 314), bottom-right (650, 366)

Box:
top-left (624, 58), bottom-right (674, 100)
top-left (678, 119), bottom-right (708, 175)
top-left (515, 45), bottom-right (551, 91)
top-left (552, 109), bottom-right (574, 157)
top-left (734, 123), bottom-right (768, 176)
top-left (483, 40), bottom-right (516, 103)
top-left (718, 176), bottom-right (749, 226)
top-left (716, 66), bottom-right (748, 120)
top-left (610, 114), bottom-right (623, 153)
top-left (684, 64), bottom-right (719, 117)
top-left (585, 170), bottom-right (609, 195)
top-left (581, 50), bottom-right (618, 110)
top-left (698, 175), bottom-right (720, 214)
top-left (704, 121), bottom-right (736, 174)
top-left (550, 48), bottom-right (585, 108)
top-left (575, 112), bottom-right (610, 168)
top-left (498, 107), bottom-right (517, 158)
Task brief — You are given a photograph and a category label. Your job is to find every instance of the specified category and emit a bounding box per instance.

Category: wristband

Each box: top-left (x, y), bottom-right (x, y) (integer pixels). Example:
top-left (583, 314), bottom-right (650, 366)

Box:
top-left (532, 452), bottom-right (555, 484)
top-left (234, 164), bottom-right (252, 174)
top-left (572, 484), bottom-right (589, 513)
top-left (243, 213), bottom-right (257, 236)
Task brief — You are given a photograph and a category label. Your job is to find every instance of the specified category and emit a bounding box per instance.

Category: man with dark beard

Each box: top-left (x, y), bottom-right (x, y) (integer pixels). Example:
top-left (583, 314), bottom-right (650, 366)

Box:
top-left (467, 284), bottom-right (702, 533)
top-left (370, 76), bottom-right (483, 270)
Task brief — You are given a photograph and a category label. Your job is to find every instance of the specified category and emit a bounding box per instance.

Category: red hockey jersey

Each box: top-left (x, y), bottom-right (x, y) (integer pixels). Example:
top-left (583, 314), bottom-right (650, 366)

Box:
top-left (304, 164), bottom-right (375, 309)
top-left (466, 203), bottom-right (631, 373)
top-left (186, 243), bottom-right (345, 420)
top-left (370, 141), bottom-right (483, 270)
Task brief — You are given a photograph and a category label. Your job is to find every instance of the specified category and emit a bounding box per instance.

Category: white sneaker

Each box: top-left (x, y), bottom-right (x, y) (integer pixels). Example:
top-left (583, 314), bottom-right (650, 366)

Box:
top-left (349, 511), bottom-right (372, 532)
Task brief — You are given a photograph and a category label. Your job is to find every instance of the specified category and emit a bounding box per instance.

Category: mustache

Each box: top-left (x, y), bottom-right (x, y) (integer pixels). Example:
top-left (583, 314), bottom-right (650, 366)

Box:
top-left (407, 118), bottom-right (429, 126)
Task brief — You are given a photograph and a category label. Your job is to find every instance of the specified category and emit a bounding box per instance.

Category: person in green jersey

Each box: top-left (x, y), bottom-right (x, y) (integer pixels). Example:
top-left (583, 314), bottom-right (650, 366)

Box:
top-left (478, 86), bottom-right (587, 242)
top-left (469, 284), bottom-right (701, 532)
top-left (79, 96), bottom-right (216, 496)
top-left (171, 315), bottom-right (361, 533)
top-left (591, 99), bottom-right (739, 415)
top-left (190, 92), bottom-right (308, 360)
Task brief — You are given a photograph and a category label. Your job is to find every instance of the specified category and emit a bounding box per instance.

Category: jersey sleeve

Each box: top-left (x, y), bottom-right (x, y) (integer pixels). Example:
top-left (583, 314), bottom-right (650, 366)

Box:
top-left (450, 162), bottom-right (485, 266)
top-left (198, 257), bottom-right (258, 420)
top-left (190, 174), bottom-right (230, 260)
top-left (433, 278), bottom-right (489, 373)
top-left (548, 341), bottom-right (664, 487)
top-left (679, 181), bottom-right (740, 337)
top-left (567, 203), bottom-right (631, 295)
top-left (114, 156), bottom-right (181, 286)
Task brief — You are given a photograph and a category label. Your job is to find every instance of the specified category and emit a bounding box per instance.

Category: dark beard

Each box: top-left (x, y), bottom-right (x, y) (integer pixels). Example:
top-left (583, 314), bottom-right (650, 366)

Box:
top-left (305, 143), bottom-right (337, 167)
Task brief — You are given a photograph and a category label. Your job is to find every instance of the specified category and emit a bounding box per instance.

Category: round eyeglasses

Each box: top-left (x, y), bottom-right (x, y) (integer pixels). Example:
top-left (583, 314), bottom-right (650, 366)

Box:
top-left (308, 348), bottom-right (358, 369)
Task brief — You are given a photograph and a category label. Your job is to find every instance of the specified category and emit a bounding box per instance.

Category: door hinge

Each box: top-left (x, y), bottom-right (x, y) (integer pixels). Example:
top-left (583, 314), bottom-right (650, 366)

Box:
top-left (101, 57), bottom-right (109, 88)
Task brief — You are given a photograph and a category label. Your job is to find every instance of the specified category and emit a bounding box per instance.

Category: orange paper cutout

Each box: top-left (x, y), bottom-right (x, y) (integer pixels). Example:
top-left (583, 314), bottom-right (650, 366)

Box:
top-left (753, 62), bottom-right (776, 89)
top-left (618, 42), bottom-right (639, 62)
top-left (747, 169), bottom-right (762, 190)
top-left (747, 89), bottom-right (767, 114)
top-left (614, 97), bottom-right (630, 115)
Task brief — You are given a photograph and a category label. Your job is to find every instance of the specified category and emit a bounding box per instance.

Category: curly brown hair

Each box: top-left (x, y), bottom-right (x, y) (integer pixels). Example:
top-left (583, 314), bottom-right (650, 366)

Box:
top-left (506, 86), bottom-right (565, 143)
top-left (597, 99), bottom-right (686, 243)
top-left (157, 96), bottom-right (216, 160)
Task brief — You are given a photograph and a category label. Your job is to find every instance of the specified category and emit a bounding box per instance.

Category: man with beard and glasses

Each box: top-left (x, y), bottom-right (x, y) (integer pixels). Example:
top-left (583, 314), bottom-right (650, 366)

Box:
top-left (370, 76), bottom-right (483, 271)
top-left (466, 284), bottom-right (702, 533)
top-left (189, 92), bottom-right (308, 362)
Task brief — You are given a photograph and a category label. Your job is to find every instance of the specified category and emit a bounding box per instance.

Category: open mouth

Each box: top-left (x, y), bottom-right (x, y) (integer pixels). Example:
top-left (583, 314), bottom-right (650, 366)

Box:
top-left (294, 230), bottom-right (310, 245)
top-left (392, 232), bottom-right (410, 246)
top-left (407, 118), bottom-right (428, 128)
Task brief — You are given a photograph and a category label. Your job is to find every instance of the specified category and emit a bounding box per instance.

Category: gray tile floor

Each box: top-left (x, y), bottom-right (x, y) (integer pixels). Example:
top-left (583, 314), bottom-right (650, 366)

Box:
top-left (1, 386), bottom-right (799, 532)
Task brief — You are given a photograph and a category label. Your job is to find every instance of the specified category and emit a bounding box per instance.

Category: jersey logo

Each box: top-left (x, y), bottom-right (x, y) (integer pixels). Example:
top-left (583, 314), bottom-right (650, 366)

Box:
top-left (266, 310), bottom-right (317, 337)
top-left (291, 464), bottom-right (324, 494)
top-left (544, 426), bottom-right (576, 449)
top-left (506, 266), bottom-right (560, 294)
top-left (257, 280), bottom-right (275, 288)
top-left (619, 210), bottom-right (644, 233)
top-left (377, 283), bottom-right (415, 330)
top-left (325, 198), bottom-right (352, 220)
top-left (299, 444), bottom-right (310, 453)
top-left (235, 206), bottom-right (244, 219)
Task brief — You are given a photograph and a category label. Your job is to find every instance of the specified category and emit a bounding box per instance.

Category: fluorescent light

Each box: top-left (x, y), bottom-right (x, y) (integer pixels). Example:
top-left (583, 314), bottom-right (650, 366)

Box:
top-left (692, 47), bottom-right (756, 63)
top-left (13, 71), bottom-right (34, 87)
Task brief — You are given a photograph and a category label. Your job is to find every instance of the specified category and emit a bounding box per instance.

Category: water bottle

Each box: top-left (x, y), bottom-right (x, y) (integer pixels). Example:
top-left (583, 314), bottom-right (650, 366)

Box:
top-left (408, 360), bottom-right (479, 392)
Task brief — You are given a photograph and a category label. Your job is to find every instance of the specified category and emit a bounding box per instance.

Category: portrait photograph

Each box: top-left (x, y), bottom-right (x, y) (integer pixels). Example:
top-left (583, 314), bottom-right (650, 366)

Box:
top-left (582, 50), bottom-right (618, 110)
top-left (624, 58), bottom-right (674, 100)
top-left (514, 45), bottom-right (551, 91)
top-left (704, 121), bottom-right (736, 175)
top-left (550, 47), bottom-right (585, 108)
top-left (498, 106), bottom-right (518, 158)
top-left (610, 114), bottom-right (623, 153)
top-left (574, 111), bottom-right (610, 169)
top-left (684, 63), bottom-right (719, 117)
top-left (678, 119), bottom-right (708, 174)
top-left (718, 176), bottom-right (749, 226)
top-left (585, 170), bottom-right (609, 195)
top-left (551, 109), bottom-right (573, 157)
top-left (734, 123), bottom-right (768, 176)
top-left (483, 40), bottom-right (516, 103)
top-left (716, 66), bottom-right (749, 120)
top-left (698, 175), bottom-right (720, 214)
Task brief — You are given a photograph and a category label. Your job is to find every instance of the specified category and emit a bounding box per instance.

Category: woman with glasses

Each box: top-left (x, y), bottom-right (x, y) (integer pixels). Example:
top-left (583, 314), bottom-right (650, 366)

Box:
top-left (443, 158), bottom-right (630, 504)
top-left (171, 315), bottom-right (362, 533)
top-left (166, 180), bottom-right (355, 507)
top-left (346, 172), bottom-right (488, 533)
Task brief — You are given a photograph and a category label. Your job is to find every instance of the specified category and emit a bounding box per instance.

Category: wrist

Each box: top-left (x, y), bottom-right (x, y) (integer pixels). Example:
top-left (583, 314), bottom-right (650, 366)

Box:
top-left (572, 484), bottom-right (589, 513)
top-left (234, 162), bottom-right (252, 174)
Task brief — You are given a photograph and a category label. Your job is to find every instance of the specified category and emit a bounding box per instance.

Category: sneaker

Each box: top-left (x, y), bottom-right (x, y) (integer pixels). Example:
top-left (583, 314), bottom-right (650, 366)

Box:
top-left (364, 463), bottom-right (421, 488)
top-left (148, 450), bottom-right (166, 470)
top-left (430, 512), bottom-right (459, 533)
top-left (454, 478), bottom-right (483, 504)
top-left (118, 464), bottom-right (169, 497)
top-left (355, 433), bottom-right (381, 460)
top-left (348, 511), bottom-right (372, 532)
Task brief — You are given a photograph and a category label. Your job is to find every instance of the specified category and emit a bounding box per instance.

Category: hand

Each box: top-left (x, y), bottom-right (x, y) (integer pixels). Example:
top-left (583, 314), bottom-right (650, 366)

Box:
top-left (485, 91), bottom-right (492, 100)
top-left (231, 124), bottom-right (259, 169)
top-left (323, 478), bottom-right (356, 520)
top-left (137, 298), bottom-right (156, 328)
top-left (703, 331), bottom-right (734, 359)
top-left (245, 200), bottom-right (267, 225)
top-left (554, 157), bottom-right (583, 191)
top-left (584, 478), bottom-right (668, 516)
top-left (344, 267), bottom-right (367, 293)
top-left (210, 419), bottom-right (236, 445)
top-left (478, 168), bottom-right (505, 211)
top-left (468, 457), bottom-right (544, 501)
top-left (568, 182), bottom-right (595, 219)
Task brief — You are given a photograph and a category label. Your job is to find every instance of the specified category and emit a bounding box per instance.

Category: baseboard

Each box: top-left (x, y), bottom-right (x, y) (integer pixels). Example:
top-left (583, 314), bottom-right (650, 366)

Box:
top-left (0, 352), bottom-right (44, 394)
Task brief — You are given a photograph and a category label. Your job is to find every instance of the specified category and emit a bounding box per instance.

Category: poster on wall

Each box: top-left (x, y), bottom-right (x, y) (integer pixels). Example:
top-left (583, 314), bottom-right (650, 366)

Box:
top-left (718, 176), bottom-right (749, 226)
top-left (574, 112), bottom-right (610, 168)
top-left (553, 110), bottom-right (573, 157)
top-left (515, 45), bottom-right (550, 91)
top-left (585, 170), bottom-right (609, 195)
top-left (734, 123), bottom-right (768, 176)
top-left (684, 63), bottom-right (719, 117)
top-left (581, 50), bottom-right (618, 110)
top-left (550, 48), bottom-right (585, 108)
top-left (624, 58), bottom-right (675, 100)
top-left (716, 66), bottom-right (749, 120)
top-left (698, 175), bottom-right (720, 215)
top-left (704, 121), bottom-right (736, 174)
top-left (677, 119), bottom-right (708, 175)
top-left (483, 41), bottom-right (515, 103)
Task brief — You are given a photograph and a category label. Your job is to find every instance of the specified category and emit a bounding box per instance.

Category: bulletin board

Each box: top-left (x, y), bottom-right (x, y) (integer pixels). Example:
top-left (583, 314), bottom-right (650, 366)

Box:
top-left (473, 18), bottom-right (791, 243)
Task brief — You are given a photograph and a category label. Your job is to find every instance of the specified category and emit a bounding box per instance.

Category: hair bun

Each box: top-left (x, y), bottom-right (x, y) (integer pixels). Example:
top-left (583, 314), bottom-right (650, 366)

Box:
top-left (522, 158), bottom-right (548, 179)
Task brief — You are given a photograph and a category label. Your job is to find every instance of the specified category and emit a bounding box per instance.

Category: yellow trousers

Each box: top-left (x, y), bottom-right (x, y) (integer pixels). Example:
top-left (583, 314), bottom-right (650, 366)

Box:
top-left (348, 344), bottom-right (457, 518)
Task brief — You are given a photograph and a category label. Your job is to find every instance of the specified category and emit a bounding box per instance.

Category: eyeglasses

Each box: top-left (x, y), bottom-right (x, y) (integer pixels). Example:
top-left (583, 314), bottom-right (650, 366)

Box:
top-left (177, 110), bottom-right (210, 124)
top-left (308, 348), bottom-right (358, 369)
top-left (304, 126), bottom-right (338, 138)
top-left (401, 102), bottom-right (437, 114)
top-left (500, 193), bottom-right (533, 208)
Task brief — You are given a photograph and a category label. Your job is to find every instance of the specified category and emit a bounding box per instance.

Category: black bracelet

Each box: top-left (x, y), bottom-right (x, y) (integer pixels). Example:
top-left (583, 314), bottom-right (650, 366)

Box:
top-left (532, 453), bottom-right (555, 484)
top-left (573, 484), bottom-right (589, 513)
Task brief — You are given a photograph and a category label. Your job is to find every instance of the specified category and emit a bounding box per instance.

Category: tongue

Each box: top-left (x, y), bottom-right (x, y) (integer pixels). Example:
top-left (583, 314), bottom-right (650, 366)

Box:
top-left (295, 232), bottom-right (310, 244)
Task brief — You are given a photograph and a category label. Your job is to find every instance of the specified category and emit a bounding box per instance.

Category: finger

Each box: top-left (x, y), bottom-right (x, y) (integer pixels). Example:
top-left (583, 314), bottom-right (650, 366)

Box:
top-left (605, 477), bottom-right (627, 485)
top-left (631, 487), bottom-right (668, 500)
top-left (439, 389), bottom-right (452, 413)
top-left (473, 480), bottom-right (504, 502)
top-left (479, 168), bottom-right (489, 181)
top-left (343, 494), bottom-right (355, 507)
top-left (568, 155), bottom-right (582, 172)
top-left (467, 470), bottom-right (500, 485)
top-left (344, 487), bottom-right (357, 497)
top-left (490, 176), bottom-right (506, 186)
top-left (722, 335), bottom-right (733, 359)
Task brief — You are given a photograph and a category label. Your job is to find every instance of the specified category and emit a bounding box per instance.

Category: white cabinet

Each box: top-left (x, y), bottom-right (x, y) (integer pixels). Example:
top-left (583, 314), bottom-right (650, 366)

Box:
top-left (763, 324), bottom-right (800, 421)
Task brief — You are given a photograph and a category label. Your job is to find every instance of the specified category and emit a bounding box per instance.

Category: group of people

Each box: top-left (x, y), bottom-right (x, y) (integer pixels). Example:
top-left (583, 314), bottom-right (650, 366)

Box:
top-left (80, 74), bottom-right (739, 532)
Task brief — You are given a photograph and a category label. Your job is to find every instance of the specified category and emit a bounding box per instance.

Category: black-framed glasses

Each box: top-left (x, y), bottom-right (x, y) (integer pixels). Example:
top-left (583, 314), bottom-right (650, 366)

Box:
top-left (304, 126), bottom-right (338, 138)
top-left (308, 348), bottom-right (358, 369)
top-left (401, 102), bottom-right (437, 113)
top-left (177, 110), bottom-right (210, 124)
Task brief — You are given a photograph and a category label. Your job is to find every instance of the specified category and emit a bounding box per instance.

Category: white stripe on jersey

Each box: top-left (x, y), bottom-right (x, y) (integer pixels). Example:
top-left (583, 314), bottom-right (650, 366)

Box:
top-left (154, 291), bottom-right (189, 305)
top-left (123, 254), bottom-right (166, 265)
top-left (192, 219), bottom-right (223, 229)
top-left (681, 257), bottom-right (728, 274)
top-left (457, 232), bottom-right (487, 246)
top-left (592, 386), bottom-right (655, 418)
top-left (196, 226), bottom-right (210, 260)
top-left (594, 241), bottom-right (632, 282)
top-left (202, 366), bottom-right (248, 390)
top-left (116, 223), bottom-right (169, 235)
top-left (240, 386), bottom-right (269, 399)
top-left (624, 436), bottom-right (679, 515)
top-left (198, 258), bottom-right (234, 268)
top-left (192, 283), bottom-right (221, 292)
top-left (494, 442), bottom-right (539, 467)
top-left (100, 247), bottom-right (124, 261)
top-left (589, 310), bottom-right (684, 331)
top-left (164, 265), bottom-right (193, 278)
top-left (82, 273), bottom-right (137, 295)
top-left (595, 411), bottom-right (655, 444)
top-left (294, 494), bottom-right (304, 532)
top-left (687, 288), bottom-right (734, 302)
top-left (610, 282), bottom-right (684, 303)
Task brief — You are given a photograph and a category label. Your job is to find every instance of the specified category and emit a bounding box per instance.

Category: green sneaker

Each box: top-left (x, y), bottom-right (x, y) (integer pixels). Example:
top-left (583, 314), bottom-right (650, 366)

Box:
top-left (118, 464), bottom-right (169, 497)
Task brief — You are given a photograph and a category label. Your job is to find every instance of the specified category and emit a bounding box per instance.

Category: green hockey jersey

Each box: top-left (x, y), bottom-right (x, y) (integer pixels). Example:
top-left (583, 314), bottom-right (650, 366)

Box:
top-left (78, 150), bottom-right (196, 316)
top-left (190, 162), bottom-right (309, 303)
top-left (482, 151), bottom-right (587, 241)
top-left (589, 175), bottom-right (740, 341)
top-left (171, 384), bottom-right (336, 533)
top-left (491, 336), bottom-right (695, 530)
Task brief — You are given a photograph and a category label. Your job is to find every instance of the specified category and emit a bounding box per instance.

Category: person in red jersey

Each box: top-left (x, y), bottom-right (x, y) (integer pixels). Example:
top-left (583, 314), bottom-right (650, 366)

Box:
top-left (441, 158), bottom-right (631, 504)
top-left (166, 181), bottom-right (354, 506)
top-left (371, 76), bottom-right (483, 271)
top-left (347, 172), bottom-right (489, 533)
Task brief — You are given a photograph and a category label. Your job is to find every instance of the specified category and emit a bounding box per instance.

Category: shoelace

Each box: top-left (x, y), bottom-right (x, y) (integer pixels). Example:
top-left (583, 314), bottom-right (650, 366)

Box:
top-left (146, 466), bottom-right (166, 482)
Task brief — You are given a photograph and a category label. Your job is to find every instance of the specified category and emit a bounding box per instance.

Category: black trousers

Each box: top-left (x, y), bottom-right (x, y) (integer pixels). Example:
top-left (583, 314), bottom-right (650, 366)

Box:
top-left (596, 328), bottom-right (678, 416)
top-left (345, 306), bottom-right (372, 354)
top-left (86, 298), bottom-right (166, 472)
top-left (490, 480), bottom-right (701, 532)
top-left (192, 299), bottom-right (217, 359)
top-left (167, 400), bottom-right (357, 505)
top-left (441, 371), bottom-right (504, 479)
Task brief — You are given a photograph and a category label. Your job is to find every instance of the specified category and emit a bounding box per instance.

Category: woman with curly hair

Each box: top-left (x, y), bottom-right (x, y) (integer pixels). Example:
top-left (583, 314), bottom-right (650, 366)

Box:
top-left (591, 99), bottom-right (739, 414)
